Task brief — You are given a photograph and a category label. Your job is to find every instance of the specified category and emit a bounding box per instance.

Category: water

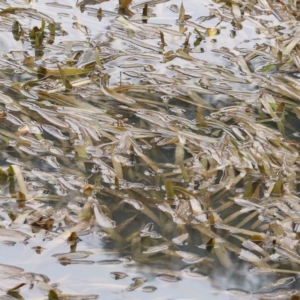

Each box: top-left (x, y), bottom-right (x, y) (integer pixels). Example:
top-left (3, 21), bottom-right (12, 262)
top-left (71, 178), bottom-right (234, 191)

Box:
top-left (0, 0), bottom-right (300, 299)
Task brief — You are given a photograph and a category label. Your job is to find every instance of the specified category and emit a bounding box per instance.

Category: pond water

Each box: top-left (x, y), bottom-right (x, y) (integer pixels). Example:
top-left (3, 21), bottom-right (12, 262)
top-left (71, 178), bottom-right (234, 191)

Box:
top-left (0, 0), bottom-right (300, 299)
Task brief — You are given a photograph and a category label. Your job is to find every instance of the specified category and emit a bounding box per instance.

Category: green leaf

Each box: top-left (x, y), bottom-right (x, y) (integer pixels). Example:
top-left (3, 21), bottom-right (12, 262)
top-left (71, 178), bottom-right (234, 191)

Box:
top-left (12, 20), bottom-right (23, 41)
top-left (41, 19), bottom-right (46, 33)
top-left (48, 290), bottom-right (59, 300)
top-left (164, 179), bottom-right (175, 199)
top-left (35, 31), bottom-right (44, 48)
top-left (57, 64), bottom-right (73, 90)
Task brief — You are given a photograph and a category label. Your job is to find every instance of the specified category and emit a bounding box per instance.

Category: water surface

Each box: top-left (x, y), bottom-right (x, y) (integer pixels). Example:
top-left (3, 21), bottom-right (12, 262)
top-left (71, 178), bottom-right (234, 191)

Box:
top-left (0, 0), bottom-right (300, 299)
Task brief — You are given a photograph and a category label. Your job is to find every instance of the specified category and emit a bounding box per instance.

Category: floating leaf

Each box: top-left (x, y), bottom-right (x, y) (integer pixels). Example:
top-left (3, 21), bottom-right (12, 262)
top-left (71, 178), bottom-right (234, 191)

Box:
top-left (110, 272), bottom-right (128, 280)
top-left (142, 286), bottom-right (157, 293)
top-left (206, 28), bottom-right (220, 36)
top-left (126, 277), bottom-right (146, 291)
top-left (94, 205), bottom-right (116, 229)
top-left (178, 1), bottom-right (185, 23)
top-left (143, 244), bottom-right (169, 254)
top-left (157, 275), bottom-right (181, 282)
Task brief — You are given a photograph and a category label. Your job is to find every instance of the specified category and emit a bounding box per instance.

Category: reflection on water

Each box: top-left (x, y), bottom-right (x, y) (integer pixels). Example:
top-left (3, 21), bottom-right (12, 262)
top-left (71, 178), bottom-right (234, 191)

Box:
top-left (0, 0), bottom-right (300, 299)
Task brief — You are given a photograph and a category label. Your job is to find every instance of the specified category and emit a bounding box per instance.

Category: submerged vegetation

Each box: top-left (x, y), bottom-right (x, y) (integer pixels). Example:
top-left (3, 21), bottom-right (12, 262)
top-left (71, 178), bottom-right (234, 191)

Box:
top-left (1, 0), bottom-right (300, 299)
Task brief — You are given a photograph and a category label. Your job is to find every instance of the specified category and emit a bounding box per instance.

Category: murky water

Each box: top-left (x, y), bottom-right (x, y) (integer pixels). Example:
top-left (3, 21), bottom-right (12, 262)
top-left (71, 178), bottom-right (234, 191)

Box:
top-left (1, 0), bottom-right (300, 299)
